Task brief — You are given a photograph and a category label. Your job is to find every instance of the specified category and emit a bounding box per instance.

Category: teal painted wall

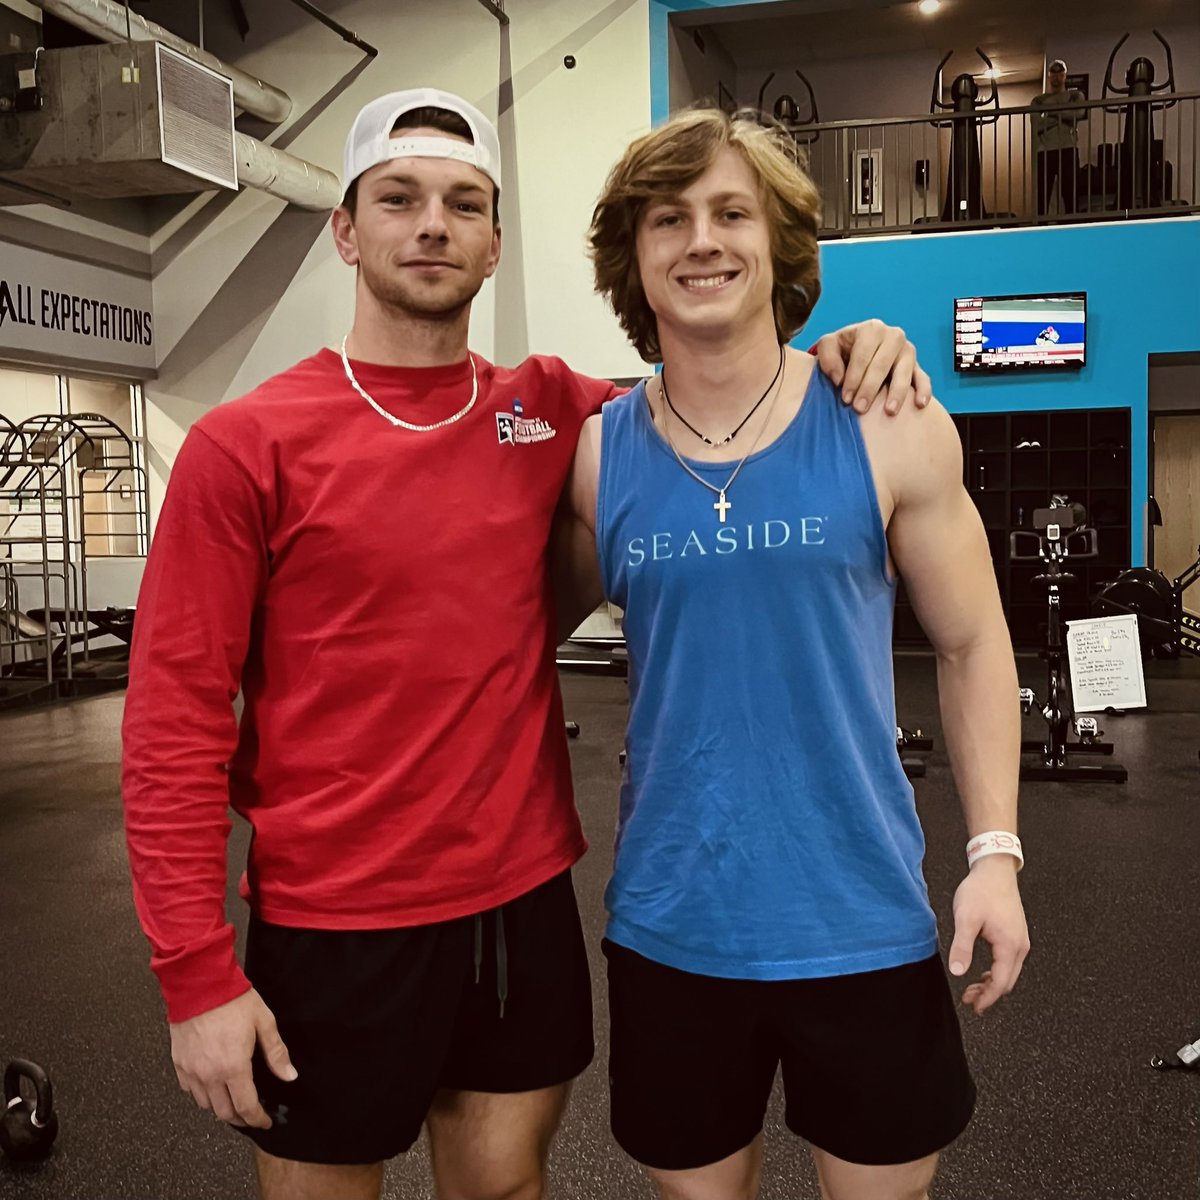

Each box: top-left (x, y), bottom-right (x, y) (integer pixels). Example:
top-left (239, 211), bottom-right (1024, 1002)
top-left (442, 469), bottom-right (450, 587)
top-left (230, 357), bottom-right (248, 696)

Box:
top-left (647, 3), bottom-right (1200, 565)
top-left (809, 218), bottom-right (1200, 564)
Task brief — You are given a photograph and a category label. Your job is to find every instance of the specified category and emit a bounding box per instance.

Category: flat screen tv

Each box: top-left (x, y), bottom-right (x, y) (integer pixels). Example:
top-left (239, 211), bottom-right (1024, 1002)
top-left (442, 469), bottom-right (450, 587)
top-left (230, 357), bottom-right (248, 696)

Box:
top-left (954, 292), bottom-right (1086, 372)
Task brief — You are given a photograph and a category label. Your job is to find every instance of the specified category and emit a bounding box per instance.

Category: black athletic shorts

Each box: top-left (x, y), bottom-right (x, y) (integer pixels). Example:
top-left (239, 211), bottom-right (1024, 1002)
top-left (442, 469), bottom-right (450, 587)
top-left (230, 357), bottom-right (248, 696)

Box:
top-left (604, 940), bottom-right (976, 1172)
top-left (235, 869), bottom-right (594, 1165)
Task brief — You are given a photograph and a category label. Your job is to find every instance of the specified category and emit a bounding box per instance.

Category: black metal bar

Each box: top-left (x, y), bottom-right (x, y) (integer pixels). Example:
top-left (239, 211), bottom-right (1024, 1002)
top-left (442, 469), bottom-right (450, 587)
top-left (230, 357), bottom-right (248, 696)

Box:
top-left (1191, 97), bottom-right (1196, 204)
top-left (800, 90), bottom-right (1200, 134)
top-left (281, 0), bottom-right (378, 56)
top-left (473, 0), bottom-right (510, 25)
top-left (224, 0), bottom-right (250, 40)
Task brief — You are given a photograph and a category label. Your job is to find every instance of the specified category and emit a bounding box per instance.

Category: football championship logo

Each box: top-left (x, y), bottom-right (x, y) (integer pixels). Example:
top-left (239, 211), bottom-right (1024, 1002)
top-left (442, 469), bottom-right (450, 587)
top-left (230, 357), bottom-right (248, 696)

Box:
top-left (496, 397), bottom-right (556, 446)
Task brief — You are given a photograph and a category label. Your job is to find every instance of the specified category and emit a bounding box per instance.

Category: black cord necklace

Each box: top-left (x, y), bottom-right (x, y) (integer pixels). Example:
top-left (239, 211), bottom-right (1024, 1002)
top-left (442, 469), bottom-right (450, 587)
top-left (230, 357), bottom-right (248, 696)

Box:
top-left (660, 343), bottom-right (785, 448)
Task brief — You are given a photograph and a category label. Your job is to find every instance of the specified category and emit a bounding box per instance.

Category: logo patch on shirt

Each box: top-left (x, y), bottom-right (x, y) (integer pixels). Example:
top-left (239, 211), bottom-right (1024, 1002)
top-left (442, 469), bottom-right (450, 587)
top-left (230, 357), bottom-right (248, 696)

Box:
top-left (496, 396), bottom-right (556, 446)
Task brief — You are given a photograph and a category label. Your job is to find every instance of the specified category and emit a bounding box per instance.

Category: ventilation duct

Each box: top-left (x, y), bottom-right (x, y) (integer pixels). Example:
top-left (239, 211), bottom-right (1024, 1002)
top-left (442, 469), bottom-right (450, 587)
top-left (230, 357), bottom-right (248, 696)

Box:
top-left (1, 41), bottom-right (236, 202)
top-left (30, 0), bottom-right (292, 124)
top-left (0, 42), bottom-right (341, 211)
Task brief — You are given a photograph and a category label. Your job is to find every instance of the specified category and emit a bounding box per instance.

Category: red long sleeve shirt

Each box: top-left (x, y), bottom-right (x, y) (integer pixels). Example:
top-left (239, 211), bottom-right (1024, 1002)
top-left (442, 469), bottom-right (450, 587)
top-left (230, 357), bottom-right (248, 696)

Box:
top-left (122, 349), bottom-right (616, 1021)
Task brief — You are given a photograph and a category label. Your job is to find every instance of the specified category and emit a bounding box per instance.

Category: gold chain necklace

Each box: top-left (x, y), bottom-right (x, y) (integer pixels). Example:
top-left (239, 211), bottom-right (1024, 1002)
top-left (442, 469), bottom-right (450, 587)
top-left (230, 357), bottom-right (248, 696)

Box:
top-left (339, 336), bottom-right (478, 432)
top-left (658, 351), bottom-right (787, 524)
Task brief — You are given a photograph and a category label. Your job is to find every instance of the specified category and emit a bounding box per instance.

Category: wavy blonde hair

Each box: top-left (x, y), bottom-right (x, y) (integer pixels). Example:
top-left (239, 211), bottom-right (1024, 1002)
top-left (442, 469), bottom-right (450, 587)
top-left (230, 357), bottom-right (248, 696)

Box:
top-left (589, 107), bottom-right (822, 363)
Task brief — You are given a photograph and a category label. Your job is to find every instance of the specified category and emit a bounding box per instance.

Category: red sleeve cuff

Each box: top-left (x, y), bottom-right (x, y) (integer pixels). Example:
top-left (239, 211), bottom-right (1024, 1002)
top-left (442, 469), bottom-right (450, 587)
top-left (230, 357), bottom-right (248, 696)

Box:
top-left (151, 923), bottom-right (252, 1024)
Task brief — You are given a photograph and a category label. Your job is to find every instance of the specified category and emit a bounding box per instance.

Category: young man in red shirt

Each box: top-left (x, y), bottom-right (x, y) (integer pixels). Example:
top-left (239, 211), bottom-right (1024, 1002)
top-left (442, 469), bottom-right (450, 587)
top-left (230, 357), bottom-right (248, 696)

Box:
top-left (123, 89), bottom-right (935, 1200)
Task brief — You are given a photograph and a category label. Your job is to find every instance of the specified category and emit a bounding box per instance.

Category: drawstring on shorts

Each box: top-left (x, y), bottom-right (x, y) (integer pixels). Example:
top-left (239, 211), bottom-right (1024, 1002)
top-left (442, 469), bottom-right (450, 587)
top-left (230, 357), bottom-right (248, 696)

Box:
top-left (472, 907), bottom-right (508, 1019)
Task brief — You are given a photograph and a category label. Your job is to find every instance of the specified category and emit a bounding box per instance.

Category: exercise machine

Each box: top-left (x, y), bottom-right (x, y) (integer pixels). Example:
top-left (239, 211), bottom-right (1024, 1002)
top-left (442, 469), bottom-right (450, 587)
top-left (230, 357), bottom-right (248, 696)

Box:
top-left (897, 726), bottom-right (933, 780)
top-left (556, 636), bottom-right (628, 678)
top-left (929, 47), bottom-right (999, 223)
top-left (1101, 29), bottom-right (1177, 209)
top-left (756, 69), bottom-right (820, 144)
top-left (1011, 502), bottom-right (1127, 782)
top-left (1093, 551), bottom-right (1199, 659)
top-left (1093, 529), bottom-right (1200, 659)
top-left (557, 636), bottom-right (628, 743)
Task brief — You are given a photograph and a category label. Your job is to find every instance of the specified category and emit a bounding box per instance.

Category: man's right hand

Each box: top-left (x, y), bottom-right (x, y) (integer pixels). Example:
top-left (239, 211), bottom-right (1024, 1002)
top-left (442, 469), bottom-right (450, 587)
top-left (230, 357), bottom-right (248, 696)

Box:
top-left (169, 988), bottom-right (297, 1128)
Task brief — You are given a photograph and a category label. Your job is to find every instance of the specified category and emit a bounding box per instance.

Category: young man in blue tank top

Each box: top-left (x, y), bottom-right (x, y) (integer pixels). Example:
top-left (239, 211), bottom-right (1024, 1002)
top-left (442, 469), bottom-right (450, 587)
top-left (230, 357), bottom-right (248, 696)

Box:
top-left (563, 108), bottom-right (1030, 1199)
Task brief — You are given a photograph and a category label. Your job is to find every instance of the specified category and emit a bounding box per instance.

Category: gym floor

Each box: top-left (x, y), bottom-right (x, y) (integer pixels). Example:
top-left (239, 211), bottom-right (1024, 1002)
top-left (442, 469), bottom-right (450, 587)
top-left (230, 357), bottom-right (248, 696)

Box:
top-left (1, 654), bottom-right (1198, 1199)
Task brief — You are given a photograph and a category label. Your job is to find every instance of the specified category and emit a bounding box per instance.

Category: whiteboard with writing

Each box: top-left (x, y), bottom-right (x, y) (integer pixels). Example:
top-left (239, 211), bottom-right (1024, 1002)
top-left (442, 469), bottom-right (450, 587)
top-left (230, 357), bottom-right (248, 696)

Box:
top-left (1066, 614), bottom-right (1147, 712)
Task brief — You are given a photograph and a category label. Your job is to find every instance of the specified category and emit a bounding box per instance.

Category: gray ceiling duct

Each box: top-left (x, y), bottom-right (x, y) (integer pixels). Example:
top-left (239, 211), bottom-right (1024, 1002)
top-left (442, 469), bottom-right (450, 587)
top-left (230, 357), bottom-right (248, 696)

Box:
top-left (0, 41), bottom-right (341, 211)
top-left (29, 0), bottom-right (292, 124)
top-left (233, 130), bottom-right (341, 211)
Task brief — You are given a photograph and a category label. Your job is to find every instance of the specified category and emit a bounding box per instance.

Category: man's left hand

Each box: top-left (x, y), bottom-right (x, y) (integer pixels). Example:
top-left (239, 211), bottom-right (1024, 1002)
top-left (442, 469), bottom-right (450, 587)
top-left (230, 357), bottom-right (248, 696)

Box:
top-left (947, 855), bottom-right (1031, 1015)
top-left (813, 319), bottom-right (933, 416)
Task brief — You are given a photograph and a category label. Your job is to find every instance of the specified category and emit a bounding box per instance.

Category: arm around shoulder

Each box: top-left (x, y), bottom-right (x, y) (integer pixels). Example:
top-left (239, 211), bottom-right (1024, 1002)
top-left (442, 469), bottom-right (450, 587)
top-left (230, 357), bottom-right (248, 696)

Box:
top-left (569, 413), bottom-right (604, 535)
top-left (551, 414), bottom-right (606, 642)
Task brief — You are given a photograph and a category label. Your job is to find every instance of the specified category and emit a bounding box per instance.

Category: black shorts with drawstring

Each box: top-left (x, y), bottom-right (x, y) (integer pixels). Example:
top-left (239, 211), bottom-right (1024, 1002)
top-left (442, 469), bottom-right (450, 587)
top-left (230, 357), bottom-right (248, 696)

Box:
top-left (234, 868), bottom-right (594, 1165)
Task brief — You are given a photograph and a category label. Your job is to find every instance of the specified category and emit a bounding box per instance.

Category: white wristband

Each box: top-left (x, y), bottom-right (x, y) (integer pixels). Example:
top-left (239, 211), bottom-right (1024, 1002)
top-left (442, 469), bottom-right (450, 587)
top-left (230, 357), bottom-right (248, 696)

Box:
top-left (966, 831), bottom-right (1023, 871)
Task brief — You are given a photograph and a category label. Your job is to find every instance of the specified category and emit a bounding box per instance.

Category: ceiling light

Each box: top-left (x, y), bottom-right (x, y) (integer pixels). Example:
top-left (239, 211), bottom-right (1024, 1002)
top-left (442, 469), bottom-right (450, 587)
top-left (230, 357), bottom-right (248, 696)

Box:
top-left (918, 0), bottom-right (940, 14)
top-left (983, 67), bottom-right (1001, 78)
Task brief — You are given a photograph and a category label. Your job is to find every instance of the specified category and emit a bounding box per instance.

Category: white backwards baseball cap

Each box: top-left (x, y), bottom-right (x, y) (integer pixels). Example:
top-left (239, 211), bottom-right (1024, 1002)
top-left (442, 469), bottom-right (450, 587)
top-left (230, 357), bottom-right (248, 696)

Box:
top-left (342, 87), bottom-right (502, 196)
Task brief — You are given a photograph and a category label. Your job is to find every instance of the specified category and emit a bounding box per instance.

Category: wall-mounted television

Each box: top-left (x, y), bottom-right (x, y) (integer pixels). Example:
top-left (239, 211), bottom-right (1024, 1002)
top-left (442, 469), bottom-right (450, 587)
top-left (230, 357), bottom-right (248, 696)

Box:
top-left (954, 292), bottom-right (1086, 372)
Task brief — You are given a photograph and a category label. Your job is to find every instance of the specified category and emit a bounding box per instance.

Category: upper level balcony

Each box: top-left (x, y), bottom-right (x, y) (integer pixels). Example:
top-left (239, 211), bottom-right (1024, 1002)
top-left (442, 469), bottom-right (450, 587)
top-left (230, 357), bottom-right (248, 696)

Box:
top-left (797, 91), bottom-right (1199, 238)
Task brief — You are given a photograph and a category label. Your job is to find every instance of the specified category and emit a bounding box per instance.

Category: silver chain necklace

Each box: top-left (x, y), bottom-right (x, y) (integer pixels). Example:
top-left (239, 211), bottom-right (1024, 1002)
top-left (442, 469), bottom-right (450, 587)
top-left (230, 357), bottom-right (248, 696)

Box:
top-left (339, 336), bottom-right (478, 432)
top-left (658, 351), bottom-right (787, 524)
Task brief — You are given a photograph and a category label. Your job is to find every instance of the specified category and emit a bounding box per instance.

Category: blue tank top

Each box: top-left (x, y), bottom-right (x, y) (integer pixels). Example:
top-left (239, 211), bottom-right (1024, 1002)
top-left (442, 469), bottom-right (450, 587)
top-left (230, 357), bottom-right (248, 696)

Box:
top-left (596, 366), bottom-right (937, 980)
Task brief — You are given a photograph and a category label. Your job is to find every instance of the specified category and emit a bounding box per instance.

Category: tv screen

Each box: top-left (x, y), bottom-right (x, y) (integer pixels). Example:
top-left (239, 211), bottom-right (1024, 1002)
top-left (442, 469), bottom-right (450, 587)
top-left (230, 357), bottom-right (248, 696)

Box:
top-left (954, 292), bottom-right (1086, 372)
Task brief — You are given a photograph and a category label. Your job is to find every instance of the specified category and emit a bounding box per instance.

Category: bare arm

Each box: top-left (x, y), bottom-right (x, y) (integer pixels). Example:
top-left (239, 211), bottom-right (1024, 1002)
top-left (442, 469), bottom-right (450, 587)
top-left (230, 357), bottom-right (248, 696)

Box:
top-left (551, 413), bottom-right (606, 643)
top-left (550, 508), bottom-right (603, 644)
top-left (885, 405), bottom-right (1020, 838)
top-left (867, 401), bottom-right (1030, 1014)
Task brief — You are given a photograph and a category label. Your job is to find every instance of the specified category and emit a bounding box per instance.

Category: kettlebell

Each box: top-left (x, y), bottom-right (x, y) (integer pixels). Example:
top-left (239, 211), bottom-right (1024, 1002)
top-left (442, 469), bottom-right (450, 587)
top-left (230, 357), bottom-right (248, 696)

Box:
top-left (1, 1059), bottom-right (58, 1164)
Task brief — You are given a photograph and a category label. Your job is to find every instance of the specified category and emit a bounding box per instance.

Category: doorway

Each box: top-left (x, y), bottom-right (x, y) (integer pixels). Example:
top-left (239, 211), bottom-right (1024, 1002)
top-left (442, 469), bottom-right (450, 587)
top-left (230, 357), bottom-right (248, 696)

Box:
top-left (1150, 411), bottom-right (1200, 614)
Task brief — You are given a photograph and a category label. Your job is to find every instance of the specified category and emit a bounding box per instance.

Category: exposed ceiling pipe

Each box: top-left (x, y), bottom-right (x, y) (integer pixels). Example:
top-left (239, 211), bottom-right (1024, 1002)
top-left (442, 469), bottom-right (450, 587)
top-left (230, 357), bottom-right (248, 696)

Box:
top-left (21, 0), bottom-right (340, 209)
top-left (473, 0), bottom-right (509, 25)
top-left (29, 0), bottom-right (293, 123)
top-left (234, 131), bottom-right (341, 211)
top-left (282, 0), bottom-right (378, 57)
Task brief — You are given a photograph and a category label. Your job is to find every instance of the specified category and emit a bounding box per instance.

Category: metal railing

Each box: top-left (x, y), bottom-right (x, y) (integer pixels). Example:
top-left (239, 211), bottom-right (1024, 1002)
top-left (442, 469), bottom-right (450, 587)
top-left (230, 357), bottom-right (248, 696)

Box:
top-left (792, 91), bottom-right (1199, 238)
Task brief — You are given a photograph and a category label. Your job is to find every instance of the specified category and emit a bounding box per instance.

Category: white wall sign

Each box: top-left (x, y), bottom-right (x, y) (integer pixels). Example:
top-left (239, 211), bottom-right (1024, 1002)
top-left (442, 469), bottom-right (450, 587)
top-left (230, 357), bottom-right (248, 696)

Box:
top-left (0, 240), bottom-right (154, 372)
top-left (1066, 613), bottom-right (1148, 713)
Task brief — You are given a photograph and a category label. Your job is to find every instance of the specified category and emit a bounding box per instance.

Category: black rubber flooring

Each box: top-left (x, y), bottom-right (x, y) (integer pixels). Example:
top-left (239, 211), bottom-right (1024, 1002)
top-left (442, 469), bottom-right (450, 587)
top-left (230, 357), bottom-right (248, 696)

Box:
top-left (1, 654), bottom-right (1198, 1199)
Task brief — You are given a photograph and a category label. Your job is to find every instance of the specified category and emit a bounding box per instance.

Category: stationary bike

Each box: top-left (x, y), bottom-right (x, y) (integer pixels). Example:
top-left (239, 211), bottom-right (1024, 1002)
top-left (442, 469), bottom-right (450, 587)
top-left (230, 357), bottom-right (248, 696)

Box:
top-left (1010, 503), bottom-right (1127, 783)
